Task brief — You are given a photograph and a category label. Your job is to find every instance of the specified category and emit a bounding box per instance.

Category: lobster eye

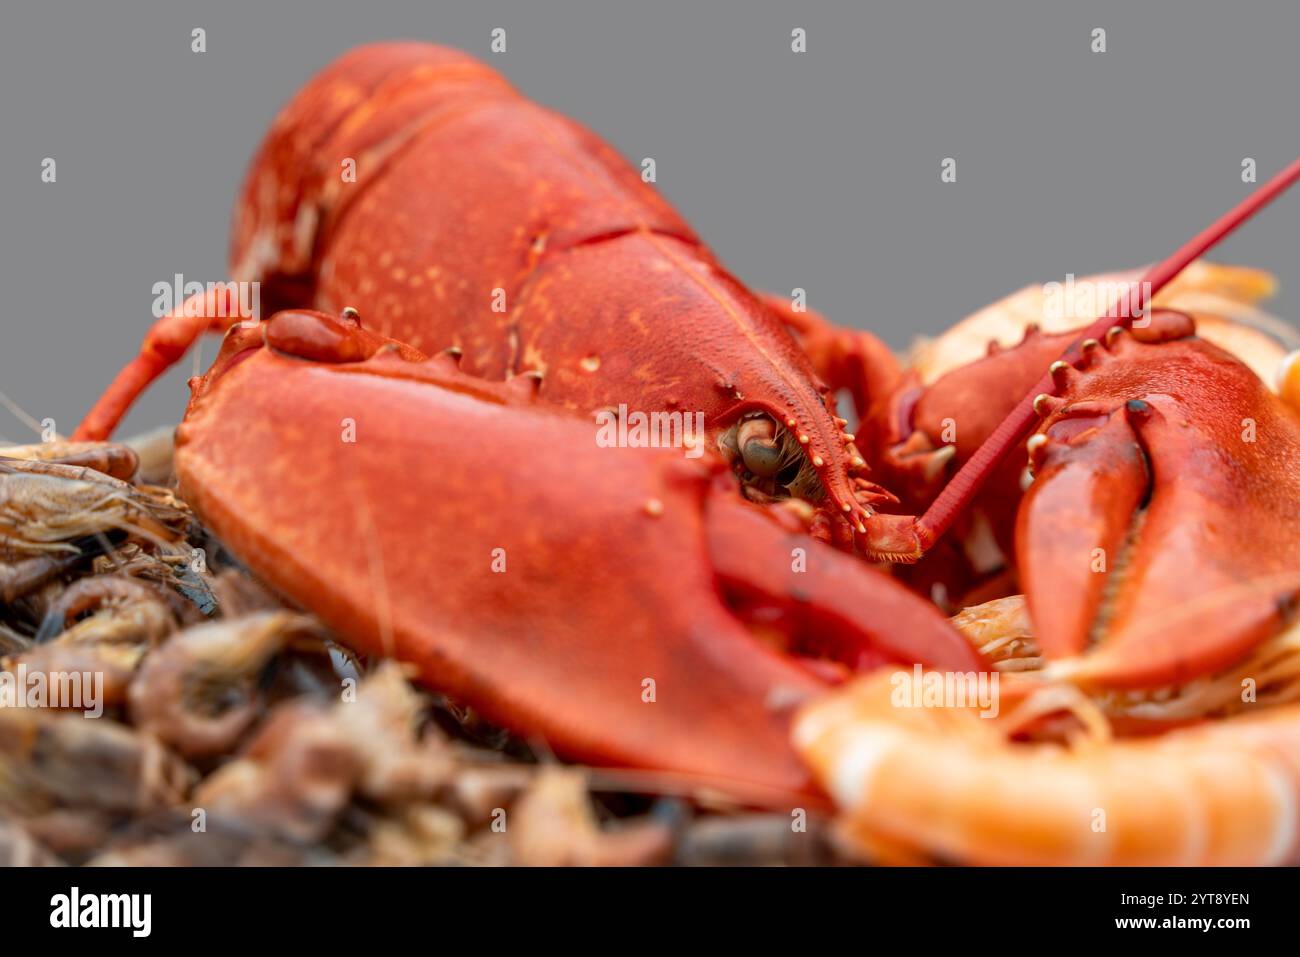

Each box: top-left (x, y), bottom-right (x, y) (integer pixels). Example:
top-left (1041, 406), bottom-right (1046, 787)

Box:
top-left (738, 418), bottom-right (783, 477)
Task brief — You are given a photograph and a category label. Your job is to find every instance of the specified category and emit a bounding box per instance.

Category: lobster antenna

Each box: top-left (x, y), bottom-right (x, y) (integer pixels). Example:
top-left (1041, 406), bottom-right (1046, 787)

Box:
top-left (0, 389), bottom-right (50, 439)
top-left (916, 154), bottom-right (1300, 549)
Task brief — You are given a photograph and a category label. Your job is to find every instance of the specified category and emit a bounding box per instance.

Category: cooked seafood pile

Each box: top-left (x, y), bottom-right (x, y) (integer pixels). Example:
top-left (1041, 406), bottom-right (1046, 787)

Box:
top-left (11, 42), bottom-right (1300, 866)
top-left (0, 436), bottom-right (848, 866)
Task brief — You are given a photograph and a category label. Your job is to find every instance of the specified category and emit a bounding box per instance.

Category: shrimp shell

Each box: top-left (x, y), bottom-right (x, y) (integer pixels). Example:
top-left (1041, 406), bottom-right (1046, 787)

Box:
top-left (793, 668), bottom-right (1300, 866)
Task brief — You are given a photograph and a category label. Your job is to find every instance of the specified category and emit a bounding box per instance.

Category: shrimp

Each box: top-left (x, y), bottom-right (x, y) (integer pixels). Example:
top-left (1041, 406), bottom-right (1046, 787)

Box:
top-left (7, 576), bottom-right (180, 709)
top-left (127, 612), bottom-right (317, 759)
top-left (0, 457), bottom-right (188, 563)
top-left (793, 666), bottom-right (1300, 866)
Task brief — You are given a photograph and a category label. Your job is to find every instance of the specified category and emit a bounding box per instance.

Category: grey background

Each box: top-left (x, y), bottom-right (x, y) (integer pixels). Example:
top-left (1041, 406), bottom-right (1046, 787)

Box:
top-left (2, 0), bottom-right (1297, 440)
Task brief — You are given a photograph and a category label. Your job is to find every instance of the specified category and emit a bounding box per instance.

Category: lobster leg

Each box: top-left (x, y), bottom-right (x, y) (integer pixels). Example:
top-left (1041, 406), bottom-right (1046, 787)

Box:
top-left (74, 287), bottom-right (243, 441)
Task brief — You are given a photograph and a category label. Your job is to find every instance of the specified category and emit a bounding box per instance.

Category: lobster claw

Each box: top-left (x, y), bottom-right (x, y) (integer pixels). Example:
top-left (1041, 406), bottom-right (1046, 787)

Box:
top-left (1017, 320), bottom-right (1300, 689)
top-left (175, 310), bottom-right (987, 806)
top-left (706, 496), bottom-right (987, 676)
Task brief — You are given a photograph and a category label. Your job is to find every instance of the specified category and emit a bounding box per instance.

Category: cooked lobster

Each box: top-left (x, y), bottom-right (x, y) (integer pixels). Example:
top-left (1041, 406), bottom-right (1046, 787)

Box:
top-left (71, 43), bottom-right (1300, 846)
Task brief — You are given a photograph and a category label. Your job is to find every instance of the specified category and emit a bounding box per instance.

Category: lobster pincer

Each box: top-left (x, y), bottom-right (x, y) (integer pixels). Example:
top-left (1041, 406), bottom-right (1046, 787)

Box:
top-left (1017, 313), bottom-right (1300, 690)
